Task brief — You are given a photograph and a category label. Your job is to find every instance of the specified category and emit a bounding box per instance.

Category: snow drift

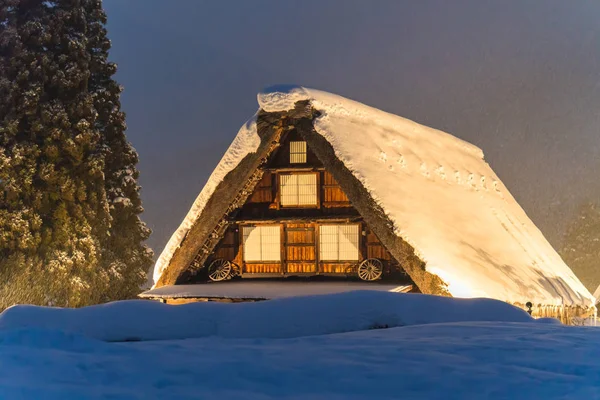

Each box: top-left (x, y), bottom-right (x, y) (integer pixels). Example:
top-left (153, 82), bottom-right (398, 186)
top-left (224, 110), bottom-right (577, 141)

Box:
top-left (0, 328), bottom-right (106, 352)
top-left (0, 291), bottom-right (535, 342)
top-left (1, 311), bottom-right (597, 400)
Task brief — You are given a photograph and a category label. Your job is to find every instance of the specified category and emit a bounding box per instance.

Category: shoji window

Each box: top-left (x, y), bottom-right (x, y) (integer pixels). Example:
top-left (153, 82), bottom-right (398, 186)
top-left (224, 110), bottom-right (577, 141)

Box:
top-left (242, 226), bottom-right (281, 262)
top-left (289, 141), bottom-right (307, 164)
top-left (280, 173), bottom-right (318, 207)
top-left (319, 224), bottom-right (360, 261)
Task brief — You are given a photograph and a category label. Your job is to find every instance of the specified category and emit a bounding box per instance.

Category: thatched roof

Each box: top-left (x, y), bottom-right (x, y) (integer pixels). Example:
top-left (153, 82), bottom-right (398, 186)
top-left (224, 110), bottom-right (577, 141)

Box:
top-left (152, 85), bottom-right (595, 312)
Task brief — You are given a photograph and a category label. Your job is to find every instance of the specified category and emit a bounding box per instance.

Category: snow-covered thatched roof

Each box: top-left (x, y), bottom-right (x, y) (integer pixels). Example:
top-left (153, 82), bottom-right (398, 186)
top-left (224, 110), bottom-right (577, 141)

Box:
top-left (152, 116), bottom-right (260, 283)
top-left (153, 85), bottom-right (595, 310)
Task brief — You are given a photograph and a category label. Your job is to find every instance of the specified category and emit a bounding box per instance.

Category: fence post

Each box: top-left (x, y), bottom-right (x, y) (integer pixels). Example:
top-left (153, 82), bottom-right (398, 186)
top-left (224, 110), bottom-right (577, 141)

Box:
top-left (526, 301), bottom-right (533, 316)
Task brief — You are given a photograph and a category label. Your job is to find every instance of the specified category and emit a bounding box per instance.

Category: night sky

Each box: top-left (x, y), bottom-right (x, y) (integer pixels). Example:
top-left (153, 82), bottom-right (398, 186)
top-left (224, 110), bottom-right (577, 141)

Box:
top-left (103, 0), bottom-right (600, 260)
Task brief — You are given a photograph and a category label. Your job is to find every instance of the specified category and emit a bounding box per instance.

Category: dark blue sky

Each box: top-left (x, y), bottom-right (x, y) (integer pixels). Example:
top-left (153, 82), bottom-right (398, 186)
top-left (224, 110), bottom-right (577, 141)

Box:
top-left (103, 0), bottom-right (600, 256)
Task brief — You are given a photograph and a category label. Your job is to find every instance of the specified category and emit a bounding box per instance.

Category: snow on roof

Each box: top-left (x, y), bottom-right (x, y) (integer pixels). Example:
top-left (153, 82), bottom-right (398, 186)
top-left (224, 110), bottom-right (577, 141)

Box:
top-left (256, 85), bottom-right (593, 307)
top-left (152, 115), bottom-right (260, 284)
top-left (153, 85), bottom-right (593, 308)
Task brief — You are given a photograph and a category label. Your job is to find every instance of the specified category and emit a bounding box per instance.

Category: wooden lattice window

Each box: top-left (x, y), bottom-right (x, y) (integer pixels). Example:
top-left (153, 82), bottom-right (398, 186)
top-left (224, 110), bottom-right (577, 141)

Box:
top-left (290, 141), bottom-right (307, 164)
top-left (242, 225), bottom-right (281, 262)
top-left (280, 173), bottom-right (318, 207)
top-left (319, 224), bottom-right (360, 261)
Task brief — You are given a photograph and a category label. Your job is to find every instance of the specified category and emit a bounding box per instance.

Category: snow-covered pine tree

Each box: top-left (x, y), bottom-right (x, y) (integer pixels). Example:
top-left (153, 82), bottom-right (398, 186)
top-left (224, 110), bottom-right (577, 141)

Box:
top-left (0, 0), bottom-right (111, 308)
top-left (84, 0), bottom-right (152, 301)
top-left (0, 0), bottom-right (151, 308)
top-left (560, 202), bottom-right (600, 294)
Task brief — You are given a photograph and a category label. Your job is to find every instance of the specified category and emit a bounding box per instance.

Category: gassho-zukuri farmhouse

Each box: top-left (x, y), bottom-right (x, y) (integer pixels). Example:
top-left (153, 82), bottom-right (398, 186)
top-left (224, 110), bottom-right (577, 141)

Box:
top-left (142, 85), bottom-right (596, 321)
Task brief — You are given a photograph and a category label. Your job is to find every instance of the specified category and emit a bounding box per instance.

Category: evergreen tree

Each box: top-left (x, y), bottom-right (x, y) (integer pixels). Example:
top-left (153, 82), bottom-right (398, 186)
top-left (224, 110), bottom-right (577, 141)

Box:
top-left (0, 0), bottom-right (151, 308)
top-left (560, 202), bottom-right (600, 294)
top-left (85, 0), bottom-right (152, 300)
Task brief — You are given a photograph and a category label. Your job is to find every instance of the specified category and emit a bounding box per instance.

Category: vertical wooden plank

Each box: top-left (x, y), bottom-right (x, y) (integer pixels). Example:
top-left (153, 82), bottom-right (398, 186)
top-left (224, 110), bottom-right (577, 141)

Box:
top-left (360, 222), bottom-right (367, 262)
top-left (270, 172), bottom-right (275, 204)
top-left (280, 223), bottom-right (286, 274)
top-left (233, 224), bottom-right (242, 266)
top-left (275, 172), bottom-right (281, 210)
top-left (315, 222), bottom-right (321, 273)
top-left (318, 171), bottom-right (323, 210)
top-left (262, 172), bottom-right (272, 203)
top-left (238, 224), bottom-right (245, 274)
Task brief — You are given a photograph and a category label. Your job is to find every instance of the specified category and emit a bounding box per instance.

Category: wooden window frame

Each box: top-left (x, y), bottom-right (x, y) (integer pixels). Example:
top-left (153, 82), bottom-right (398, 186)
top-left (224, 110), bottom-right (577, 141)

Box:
top-left (289, 141), bottom-right (307, 164)
top-left (241, 224), bottom-right (282, 263)
top-left (277, 171), bottom-right (320, 209)
top-left (318, 223), bottom-right (361, 262)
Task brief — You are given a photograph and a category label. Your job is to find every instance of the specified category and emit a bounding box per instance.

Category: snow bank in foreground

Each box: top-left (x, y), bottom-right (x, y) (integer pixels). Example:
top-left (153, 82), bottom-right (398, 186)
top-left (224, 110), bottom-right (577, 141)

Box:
top-left (0, 328), bottom-right (106, 352)
top-left (1, 318), bottom-right (599, 399)
top-left (152, 115), bottom-right (260, 285)
top-left (0, 292), bottom-right (535, 342)
top-left (257, 85), bottom-right (593, 307)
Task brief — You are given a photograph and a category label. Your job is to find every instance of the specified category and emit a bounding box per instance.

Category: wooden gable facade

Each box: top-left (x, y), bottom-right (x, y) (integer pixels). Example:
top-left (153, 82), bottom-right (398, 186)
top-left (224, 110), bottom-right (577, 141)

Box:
top-left (197, 128), bottom-right (406, 283)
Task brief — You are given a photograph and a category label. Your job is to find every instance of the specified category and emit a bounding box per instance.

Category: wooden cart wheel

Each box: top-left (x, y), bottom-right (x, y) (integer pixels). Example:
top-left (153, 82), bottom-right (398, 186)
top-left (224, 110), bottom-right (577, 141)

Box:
top-left (357, 258), bottom-right (383, 281)
top-left (208, 259), bottom-right (232, 282)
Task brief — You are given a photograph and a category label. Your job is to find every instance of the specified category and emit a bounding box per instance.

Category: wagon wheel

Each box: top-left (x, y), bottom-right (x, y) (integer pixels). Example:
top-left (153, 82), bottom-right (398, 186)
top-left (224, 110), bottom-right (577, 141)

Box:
top-left (208, 259), bottom-right (232, 282)
top-left (357, 258), bottom-right (383, 281)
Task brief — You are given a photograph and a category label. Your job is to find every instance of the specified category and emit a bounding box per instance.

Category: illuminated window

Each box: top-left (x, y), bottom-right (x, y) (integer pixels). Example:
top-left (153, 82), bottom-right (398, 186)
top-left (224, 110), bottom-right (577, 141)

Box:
top-left (290, 141), bottom-right (307, 164)
top-left (242, 225), bottom-right (280, 262)
top-left (280, 173), bottom-right (318, 207)
top-left (319, 224), bottom-right (360, 261)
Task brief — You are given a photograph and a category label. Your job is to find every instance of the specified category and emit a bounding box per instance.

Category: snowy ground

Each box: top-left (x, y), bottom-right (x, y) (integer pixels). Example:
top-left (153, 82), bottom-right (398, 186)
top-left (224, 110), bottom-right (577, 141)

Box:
top-left (139, 280), bottom-right (412, 300)
top-left (1, 292), bottom-right (599, 399)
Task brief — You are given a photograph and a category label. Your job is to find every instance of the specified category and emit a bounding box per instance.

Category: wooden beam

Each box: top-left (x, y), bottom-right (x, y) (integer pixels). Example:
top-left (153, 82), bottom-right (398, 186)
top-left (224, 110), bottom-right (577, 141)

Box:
top-left (238, 216), bottom-right (363, 224)
top-left (314, 222), bottom-right (320, 273)
top-left (264, 167), bottom-right (326, 173)
top-left (280, 223), bottom-right (286, 275)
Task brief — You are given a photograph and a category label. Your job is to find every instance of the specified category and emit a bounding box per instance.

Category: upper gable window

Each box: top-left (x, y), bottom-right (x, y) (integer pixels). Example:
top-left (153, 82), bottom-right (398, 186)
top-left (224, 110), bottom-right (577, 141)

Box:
top-left (290, 141), bottom-right (307, 164)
